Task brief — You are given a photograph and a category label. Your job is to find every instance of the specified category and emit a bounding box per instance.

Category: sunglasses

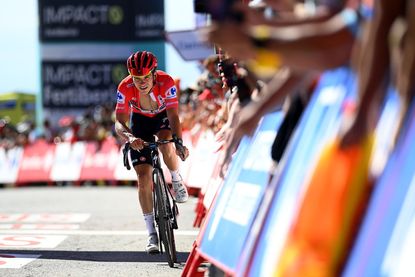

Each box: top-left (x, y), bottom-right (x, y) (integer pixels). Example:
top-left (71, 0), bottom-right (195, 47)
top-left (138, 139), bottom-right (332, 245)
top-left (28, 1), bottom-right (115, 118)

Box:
top-left (131, 71), bottom-right (153, 82)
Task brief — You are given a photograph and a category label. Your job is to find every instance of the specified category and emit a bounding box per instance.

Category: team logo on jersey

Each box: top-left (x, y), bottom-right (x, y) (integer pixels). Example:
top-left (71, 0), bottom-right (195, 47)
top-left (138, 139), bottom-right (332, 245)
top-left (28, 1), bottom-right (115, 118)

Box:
top-left (117, 91), bottom-right (125, 104)
top-left (166, 86), bottom-right (177, 99)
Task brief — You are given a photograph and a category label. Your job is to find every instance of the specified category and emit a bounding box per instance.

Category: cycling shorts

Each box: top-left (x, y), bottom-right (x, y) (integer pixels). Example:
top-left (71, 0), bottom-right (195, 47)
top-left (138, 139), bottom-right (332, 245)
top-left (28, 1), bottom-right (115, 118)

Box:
top-left (130, 111), bottom-right (171, 166)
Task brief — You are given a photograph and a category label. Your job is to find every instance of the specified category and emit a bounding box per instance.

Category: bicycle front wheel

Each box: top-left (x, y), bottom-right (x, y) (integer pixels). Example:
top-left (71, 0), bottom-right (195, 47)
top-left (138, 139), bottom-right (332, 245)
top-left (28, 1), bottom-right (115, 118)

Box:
top-left (153, 168), bottom-right (177, 267)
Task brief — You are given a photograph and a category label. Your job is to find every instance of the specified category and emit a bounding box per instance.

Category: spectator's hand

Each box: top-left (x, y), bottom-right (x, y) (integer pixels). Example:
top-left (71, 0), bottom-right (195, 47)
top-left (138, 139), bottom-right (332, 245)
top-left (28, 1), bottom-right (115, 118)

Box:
top-left (218, 103), bottom-right (263, 178)
top-left (339, 112), bottom-right (369, 149)
top-left (235, 103), bottom-right (263, 137)
top-left (128, 136), bottom-right (145, 151)
top-left (201, 21), bottom-right (256, 61)
top-left (218, 130), bottom-right (238, 178)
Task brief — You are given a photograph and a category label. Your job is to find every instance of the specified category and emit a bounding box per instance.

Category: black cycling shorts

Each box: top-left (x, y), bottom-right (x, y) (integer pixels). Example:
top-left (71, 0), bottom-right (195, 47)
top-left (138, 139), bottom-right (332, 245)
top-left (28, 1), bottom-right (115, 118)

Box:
top-left (129, 111), bottom-right (171, 166)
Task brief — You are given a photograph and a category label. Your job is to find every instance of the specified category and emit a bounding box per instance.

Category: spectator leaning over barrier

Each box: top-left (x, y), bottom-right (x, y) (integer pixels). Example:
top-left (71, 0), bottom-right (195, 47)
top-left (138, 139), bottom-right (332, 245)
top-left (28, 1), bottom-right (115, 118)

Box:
top-left (202, 0), bottom-right (369, 175)
top-left (113, 50), bottom-right (189, 254)
top-left (341, 0), bottom-right (415, 148)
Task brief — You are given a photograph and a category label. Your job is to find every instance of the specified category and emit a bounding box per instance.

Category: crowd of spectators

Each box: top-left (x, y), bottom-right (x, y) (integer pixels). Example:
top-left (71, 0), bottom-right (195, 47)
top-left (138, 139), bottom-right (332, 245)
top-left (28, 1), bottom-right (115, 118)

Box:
top-left (0, 103), bottom-right (116, 151)
top-left (0, 54), bottom-right (229, 152)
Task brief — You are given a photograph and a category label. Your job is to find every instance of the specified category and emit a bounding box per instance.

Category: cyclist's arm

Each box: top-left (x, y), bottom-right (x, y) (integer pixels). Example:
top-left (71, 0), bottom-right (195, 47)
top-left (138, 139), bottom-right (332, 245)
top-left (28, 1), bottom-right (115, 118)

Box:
top-left (115, 112), bottom-right (144, 151)
top-left (115, 112), bottom-right (134, 143)
top-left (166, 108), bottom-right (183, 140)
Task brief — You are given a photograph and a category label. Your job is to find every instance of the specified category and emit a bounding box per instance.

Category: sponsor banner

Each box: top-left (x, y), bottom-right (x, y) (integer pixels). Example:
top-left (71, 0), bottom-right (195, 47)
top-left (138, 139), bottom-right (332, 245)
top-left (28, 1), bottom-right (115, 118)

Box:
top-left (39, 0), bottom-right (164, 41)
top-left (42, 60), bottom-right (127, 108)
top-left (79, 138), bottom-right (119, 181)
top-left (186, 131), bottom-right (218, 190)
top-left (133, 0), bottom-right (164, 40)
top-left (39, 0), bottom-right (133, 41)
top-left (50, 142), bottom-right (86, 181)
top-left (247, 67), bottom-right (356, 277)
top-left (199, 111), bottom-right (283, 272)
top-left (0, 147), bottom-right (23, 184)
top-left (17, 140), bottom-right (55, 183)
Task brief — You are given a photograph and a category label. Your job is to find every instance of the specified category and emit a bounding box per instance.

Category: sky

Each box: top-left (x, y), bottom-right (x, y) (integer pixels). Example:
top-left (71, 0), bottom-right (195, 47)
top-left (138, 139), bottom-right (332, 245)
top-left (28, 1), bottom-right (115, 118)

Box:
top-left (0, 0), bottom-right (202, 95)
top-left (0, 0), bottom-right (39, 94)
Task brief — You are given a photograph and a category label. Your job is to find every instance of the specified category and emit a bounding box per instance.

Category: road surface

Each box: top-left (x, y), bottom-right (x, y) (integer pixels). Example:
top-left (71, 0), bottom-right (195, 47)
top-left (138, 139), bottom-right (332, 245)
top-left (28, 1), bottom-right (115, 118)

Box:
top-left (0, 186), bottom-right (200, 277)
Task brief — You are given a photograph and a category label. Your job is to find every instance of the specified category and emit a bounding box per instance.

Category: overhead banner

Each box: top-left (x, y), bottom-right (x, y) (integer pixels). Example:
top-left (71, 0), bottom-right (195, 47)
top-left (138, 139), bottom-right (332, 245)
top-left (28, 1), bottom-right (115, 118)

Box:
top-left (133, 0), bottom-right (164, 40)
top-left (39, 0), bottom-right (164, 41)
top-left (42, 60), bottom-right (128, 108)
top-left (166, 30), bottom-right (214, 61)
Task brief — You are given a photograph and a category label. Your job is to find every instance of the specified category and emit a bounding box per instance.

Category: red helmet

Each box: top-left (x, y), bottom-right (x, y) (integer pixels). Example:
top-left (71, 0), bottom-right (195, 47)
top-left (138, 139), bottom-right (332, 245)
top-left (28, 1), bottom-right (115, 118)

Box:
top-left (127, 51), bottom-right (158, 76)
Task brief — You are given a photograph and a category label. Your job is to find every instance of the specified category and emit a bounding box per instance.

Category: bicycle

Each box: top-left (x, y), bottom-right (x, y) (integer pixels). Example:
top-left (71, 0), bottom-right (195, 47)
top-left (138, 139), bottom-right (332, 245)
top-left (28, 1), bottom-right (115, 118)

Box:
top-left (123, 138), bottom-right (179, 267)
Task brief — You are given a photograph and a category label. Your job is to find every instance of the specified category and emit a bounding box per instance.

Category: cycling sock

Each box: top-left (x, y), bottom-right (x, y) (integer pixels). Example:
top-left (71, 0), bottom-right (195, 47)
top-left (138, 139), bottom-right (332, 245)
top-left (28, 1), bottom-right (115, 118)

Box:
top-left (143, 212), bottom-right (156, 235)
top-left (170, 169), bottom-right (182, 182)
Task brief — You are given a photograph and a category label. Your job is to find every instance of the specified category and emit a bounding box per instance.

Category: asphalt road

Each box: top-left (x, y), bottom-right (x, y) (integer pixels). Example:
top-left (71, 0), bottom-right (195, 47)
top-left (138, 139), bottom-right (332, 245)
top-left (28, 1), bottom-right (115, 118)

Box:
top-left (0, 186), bottom-right (201, 277)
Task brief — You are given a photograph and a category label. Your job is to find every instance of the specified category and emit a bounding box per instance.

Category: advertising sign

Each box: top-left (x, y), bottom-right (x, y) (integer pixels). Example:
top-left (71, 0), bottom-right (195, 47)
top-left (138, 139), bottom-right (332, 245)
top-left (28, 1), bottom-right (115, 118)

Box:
top-left (133, 0), bottom-right (164, 40)
top-left (199, 111), bottom-right (283, 272)
top-left (42, 60), bottom-right (127, 108)
top-left (39, 0), bottom-right (164, 41)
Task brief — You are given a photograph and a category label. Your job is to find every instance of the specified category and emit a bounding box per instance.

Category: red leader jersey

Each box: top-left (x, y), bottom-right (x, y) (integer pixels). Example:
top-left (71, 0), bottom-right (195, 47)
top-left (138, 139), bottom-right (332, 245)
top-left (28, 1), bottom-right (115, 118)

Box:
top-left (115, 70), bottom-right (179, 117)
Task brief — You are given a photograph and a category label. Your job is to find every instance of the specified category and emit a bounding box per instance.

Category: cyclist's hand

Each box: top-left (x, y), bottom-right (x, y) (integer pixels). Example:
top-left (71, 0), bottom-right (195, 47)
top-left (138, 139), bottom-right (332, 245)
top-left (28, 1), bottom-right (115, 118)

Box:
top-left (173, 135), bottom-right (189, 161)
top-left (176, 145), bottom-right (189, 161)
top-left (129, 136), bottom-right (145, 151)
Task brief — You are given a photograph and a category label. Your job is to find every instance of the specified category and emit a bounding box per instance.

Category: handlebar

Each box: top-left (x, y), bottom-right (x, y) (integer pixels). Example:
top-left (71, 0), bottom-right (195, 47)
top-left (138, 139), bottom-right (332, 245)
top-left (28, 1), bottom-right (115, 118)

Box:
top-left (143, 138), bottom-right (175, 149)
top-left (122, 138), bottom-right (176, 170)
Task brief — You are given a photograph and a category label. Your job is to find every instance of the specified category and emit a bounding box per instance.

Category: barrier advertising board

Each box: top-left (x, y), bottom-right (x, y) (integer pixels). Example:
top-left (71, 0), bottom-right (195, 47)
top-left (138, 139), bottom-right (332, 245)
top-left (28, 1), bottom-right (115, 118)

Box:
top-left (247, 67), bottom-right (356, 277)
top-left (198, 111), bottom-right (283, 273)
top-left (343, 103), bottom-right (415, 277)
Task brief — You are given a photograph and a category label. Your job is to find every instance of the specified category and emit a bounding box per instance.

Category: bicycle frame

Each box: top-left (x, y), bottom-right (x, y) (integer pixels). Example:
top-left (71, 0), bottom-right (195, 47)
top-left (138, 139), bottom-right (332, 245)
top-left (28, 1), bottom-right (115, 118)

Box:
top-left (145, 139), bottom-right (179, 267)
top-left (123, 139), bottom-right (179, 267)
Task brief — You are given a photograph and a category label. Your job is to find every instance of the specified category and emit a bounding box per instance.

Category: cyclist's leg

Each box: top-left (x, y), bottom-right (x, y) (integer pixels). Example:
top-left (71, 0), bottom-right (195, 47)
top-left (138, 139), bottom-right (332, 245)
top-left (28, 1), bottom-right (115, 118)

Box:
top-left (157, 129), bottom-right (179, 171)
top-left (155, 112), bottom-right (180, 173)
top-left (130, 112), bottom-right (159, 252)
top-left (133, 164), bottom-right (153, 215)
top-left (156, 114), bottom-right (189, 203)
top-left (131, 156), bottom-right (159, 253)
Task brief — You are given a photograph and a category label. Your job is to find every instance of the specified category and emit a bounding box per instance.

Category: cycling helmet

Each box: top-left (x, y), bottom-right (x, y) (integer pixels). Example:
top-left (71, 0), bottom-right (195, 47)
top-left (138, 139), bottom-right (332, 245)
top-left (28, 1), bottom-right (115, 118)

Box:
top-left (127, 51), bottom-right (158, 76)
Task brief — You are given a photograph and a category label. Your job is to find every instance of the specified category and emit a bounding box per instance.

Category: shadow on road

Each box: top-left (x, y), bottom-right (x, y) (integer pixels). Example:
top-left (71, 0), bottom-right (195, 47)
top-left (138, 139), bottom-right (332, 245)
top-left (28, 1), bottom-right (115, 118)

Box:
top-left (0, 249), bottom-right (190, 264)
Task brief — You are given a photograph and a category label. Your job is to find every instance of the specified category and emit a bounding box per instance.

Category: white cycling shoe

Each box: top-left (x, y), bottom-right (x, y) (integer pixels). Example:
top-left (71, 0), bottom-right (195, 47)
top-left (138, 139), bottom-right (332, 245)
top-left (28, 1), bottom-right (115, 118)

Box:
top-left (145, 232), bottom-right (159, 254)
top-left (172, 179), bottom-right (189, 203)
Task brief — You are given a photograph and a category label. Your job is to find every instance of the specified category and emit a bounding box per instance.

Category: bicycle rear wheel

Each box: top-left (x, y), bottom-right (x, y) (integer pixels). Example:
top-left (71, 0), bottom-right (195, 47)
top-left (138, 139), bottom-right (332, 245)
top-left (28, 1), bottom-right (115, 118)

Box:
top-left (153, 168), bottom-right (177, 267)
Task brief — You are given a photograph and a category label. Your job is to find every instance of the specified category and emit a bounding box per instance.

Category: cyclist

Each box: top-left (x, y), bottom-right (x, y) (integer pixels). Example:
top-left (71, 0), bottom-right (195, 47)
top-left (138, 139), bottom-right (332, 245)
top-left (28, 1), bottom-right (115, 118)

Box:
top-left (114, 50), bottom-right (190, 254)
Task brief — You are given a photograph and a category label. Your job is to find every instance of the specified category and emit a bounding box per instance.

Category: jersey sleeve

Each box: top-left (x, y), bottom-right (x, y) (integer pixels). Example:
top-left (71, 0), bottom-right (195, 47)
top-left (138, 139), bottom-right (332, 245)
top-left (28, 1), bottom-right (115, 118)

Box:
top-left (162, 76), bottom-right (179, 110)
top-left (115, 83), bottom-right (130, 114)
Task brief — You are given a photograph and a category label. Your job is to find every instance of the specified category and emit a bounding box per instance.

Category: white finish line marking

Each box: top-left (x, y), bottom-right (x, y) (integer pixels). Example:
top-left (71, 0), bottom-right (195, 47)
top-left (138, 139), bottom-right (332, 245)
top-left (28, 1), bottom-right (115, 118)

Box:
top-left (0, 224), bottom-right (80, 230)
top-left (0, 213), bottom-right (90, 223)
top-left (0, 253), bottom-right (41, 268)
top-left (0, 235), bottom-right (67, 248)
top-left (0, 230), bottom-right (199, 236)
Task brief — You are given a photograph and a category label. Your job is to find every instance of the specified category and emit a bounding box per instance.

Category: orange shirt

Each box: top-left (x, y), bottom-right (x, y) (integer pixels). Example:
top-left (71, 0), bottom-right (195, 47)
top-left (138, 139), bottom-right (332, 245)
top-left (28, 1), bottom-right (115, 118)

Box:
top-left (115, 70), bottom-right (179, 117)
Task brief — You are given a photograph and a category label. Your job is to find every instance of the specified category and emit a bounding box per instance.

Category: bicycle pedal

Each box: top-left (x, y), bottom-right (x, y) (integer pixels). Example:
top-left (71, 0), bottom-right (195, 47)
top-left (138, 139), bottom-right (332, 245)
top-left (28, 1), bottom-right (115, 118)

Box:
top-left (148, 250), bottom-right (160, 255)
top-left (173, 204), bottom-right (179, 217)
top-left (172, 222), bottom-right (178, 230)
